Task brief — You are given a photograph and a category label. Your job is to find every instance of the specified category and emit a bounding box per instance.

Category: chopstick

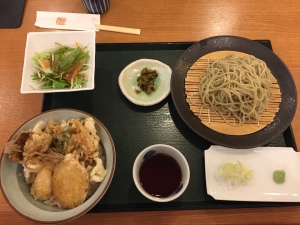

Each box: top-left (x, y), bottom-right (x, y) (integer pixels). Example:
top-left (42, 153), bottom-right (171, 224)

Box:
top-left (94, 24), bottom-right (141, 35)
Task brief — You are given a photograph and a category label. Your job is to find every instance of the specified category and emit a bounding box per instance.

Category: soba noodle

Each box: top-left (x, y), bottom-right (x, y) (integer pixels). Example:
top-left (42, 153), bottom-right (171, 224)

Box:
top-left (192, 54), bottom-right (273, 126)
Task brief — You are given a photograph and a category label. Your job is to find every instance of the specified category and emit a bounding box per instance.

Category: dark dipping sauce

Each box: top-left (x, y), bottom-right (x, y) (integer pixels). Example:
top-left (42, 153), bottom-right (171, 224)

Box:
top-left (139, 153), bottom-right (182, 198)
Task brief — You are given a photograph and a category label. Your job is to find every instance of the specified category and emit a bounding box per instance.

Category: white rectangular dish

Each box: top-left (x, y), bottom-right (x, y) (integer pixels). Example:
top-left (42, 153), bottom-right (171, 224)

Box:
top-left (205, 145), bottom-right (300, 202)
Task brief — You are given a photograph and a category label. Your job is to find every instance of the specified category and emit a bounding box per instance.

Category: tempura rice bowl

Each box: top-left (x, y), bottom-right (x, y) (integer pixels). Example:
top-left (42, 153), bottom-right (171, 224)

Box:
top-left (0, 109), bottom-right (116, 223)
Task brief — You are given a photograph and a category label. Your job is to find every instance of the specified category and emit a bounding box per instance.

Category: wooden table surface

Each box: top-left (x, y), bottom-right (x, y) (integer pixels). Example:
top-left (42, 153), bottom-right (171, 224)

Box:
top-left (1, 0), bottom-right (300, 224)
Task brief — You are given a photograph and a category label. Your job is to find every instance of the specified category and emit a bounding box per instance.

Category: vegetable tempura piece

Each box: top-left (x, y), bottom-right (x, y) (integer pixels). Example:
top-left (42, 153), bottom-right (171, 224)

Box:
top-left (23, 132), bottom-right (52, 155)
top-left (4, 132), bottom-right (30, 162)
top-left (90, 158), bottom-right (107, 182)
top-left (52, 154), bottom-right (89, 209)
top-left (31, 166), bottom-right (54, 201)
top-left (65, 119), bottom-right (99, 155)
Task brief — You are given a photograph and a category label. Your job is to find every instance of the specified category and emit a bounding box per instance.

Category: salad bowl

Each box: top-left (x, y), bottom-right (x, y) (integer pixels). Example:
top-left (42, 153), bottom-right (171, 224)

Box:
top-left (20, 31), bottom-right (95, 93)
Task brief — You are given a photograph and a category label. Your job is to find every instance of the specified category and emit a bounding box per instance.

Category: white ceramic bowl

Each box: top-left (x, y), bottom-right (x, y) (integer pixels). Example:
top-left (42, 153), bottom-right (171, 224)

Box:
top-left (0, 109), bottom-right (116, 223)
top-left (20, 31), bottom-right (95, 94)
top-left (133, 144), bottom-right (190, 202)
top-left (118, 59), bottom-right (172, 106)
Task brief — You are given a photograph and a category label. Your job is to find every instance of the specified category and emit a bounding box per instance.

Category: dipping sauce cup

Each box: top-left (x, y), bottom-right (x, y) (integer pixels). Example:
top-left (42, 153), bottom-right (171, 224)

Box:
top-left (133, 144), bottom-right (190, 202)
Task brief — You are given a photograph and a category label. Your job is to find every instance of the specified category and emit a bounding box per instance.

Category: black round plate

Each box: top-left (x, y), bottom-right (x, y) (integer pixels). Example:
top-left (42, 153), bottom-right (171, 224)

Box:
top-left (171, 36), bottom-right (297, 149)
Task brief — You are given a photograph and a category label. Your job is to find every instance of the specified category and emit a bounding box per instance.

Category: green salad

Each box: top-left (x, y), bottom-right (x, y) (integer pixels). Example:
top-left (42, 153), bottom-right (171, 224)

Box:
top-left (31, 43), bottom-right (89, 89)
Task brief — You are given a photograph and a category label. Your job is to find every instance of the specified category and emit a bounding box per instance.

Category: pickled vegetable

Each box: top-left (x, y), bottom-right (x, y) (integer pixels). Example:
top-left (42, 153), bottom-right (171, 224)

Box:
top-left (137, 67), bottom-right (158, 95)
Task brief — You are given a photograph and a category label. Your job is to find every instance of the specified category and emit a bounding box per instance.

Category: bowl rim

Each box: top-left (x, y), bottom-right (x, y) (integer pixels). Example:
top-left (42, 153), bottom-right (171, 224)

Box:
top-left (0, 108), bottom-right (116, 223)
top-left (118, 58), bottom-right (172, 106)
top-left (132, 144), bottom-right (190, 202)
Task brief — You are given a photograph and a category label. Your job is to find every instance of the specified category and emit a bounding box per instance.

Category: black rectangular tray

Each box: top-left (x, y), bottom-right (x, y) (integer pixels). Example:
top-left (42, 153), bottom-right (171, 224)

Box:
top-left (42, 41), bottom-right (298, 212)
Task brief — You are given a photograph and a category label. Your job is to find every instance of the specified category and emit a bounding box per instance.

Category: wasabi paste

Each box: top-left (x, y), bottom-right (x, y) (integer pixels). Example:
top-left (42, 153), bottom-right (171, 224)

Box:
top-left (273, 170), bottom-right (286, 184)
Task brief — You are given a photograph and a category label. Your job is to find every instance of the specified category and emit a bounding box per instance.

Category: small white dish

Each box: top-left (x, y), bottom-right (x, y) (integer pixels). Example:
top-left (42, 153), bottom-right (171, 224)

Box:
top-left (205, 145), bottom-right (300, 202)
top-left (20, 31), bottom-right (95, 94)
top-left (118, 59), bottom-right (172, 106)
top-left (133, 144), bottom-right (190, 202)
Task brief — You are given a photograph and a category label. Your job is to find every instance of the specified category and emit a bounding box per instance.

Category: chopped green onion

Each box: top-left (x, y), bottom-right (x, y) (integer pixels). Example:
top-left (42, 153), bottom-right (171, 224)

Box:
top-left (216, 160), bottom-right (253, 187)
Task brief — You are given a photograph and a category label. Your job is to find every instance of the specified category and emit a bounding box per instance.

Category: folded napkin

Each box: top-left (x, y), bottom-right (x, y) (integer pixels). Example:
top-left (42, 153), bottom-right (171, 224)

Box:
top-left (35, 11), bottom-right (100, 31)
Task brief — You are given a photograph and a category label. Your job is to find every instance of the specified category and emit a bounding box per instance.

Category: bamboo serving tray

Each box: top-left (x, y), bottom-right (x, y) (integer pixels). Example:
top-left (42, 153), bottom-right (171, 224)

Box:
top-left (185, 51), bottom-right (281, 135)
